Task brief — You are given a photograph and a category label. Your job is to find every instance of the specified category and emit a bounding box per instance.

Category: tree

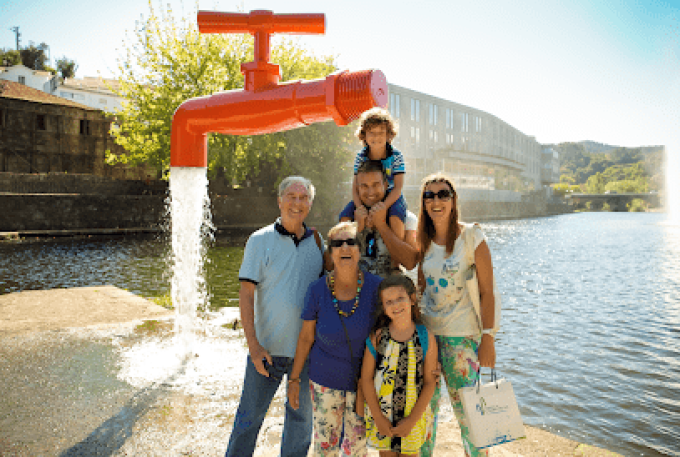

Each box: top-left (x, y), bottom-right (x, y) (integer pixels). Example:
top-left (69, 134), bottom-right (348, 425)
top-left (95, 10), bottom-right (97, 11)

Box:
top-left (19, 42), bottom-right (50, 71)
top-left (586, 172), bottom-right (606, 194)
top-left (108, 1), bottom-right (353, 204)
top-left (56, 57), bottom-right (78, 79)
top-left (0, 49), bottom-right (21, 66)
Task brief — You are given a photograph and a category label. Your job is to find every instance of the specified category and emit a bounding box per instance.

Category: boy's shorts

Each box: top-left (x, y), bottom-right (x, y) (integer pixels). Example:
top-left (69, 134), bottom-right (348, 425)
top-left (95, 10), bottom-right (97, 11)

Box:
top-left (338, 191), bottom-right (407, 222)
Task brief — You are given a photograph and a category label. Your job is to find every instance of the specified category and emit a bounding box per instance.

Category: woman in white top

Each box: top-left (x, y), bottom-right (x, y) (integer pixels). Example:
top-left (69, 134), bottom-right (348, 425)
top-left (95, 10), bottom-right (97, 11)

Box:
top-left (416, 173), bottom-right (496, 457)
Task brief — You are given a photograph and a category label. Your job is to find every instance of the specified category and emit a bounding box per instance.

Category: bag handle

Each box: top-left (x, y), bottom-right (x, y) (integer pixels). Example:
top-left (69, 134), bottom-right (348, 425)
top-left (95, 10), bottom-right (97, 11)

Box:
top-left (473, 366), bottom-right (499, 393)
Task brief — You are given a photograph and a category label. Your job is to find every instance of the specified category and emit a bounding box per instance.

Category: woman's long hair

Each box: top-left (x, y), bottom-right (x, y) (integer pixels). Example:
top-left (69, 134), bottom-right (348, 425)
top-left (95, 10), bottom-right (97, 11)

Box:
top-left (373, 274), bottom-right (421, 333)
top-left (417, 172), bottom-right (460, 259)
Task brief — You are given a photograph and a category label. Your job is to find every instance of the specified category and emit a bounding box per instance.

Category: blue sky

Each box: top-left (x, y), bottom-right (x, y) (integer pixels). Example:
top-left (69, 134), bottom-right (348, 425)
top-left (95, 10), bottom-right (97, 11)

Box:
top-left (1, 0), bottom-right (678, 149)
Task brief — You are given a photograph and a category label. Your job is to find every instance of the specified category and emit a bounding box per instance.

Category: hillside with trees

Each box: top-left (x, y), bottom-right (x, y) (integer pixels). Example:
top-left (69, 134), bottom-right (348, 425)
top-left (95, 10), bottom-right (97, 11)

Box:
top-left (549, 141), bottom-right (664, 196)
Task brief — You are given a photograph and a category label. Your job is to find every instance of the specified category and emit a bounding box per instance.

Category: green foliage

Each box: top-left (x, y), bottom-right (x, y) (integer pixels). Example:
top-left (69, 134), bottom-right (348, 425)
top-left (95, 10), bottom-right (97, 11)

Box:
top-left (553, 142), bottom-right (662, 195)
top-left (586, 172), bottom-right (606, 194)
top-left (56, 57), bottom-right (78, 79)
top-left (628, 198), bottom-right (647, 212)
top-left (602, 201), bottom-right (611, 212)
top-left (108, 0), bottom-right (351, 202)
top-left (552, 182), bottom-right (581, 197)
top-left (0, 49), bottom-right (21, 66)
top-left (19, 42), bottom-right (49, 70)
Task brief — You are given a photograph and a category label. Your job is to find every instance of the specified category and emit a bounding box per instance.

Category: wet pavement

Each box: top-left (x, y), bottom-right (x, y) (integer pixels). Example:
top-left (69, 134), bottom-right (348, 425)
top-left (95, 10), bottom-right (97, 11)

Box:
top-left (0, 287), bottom-right (621, 456)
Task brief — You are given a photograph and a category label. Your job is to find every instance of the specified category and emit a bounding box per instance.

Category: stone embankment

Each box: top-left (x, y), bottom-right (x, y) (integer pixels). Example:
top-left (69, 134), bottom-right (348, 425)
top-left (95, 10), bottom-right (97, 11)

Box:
top-left (0, 286), bottom-right (619, 456)
top-left (0, 173), bottom-right (571, 239)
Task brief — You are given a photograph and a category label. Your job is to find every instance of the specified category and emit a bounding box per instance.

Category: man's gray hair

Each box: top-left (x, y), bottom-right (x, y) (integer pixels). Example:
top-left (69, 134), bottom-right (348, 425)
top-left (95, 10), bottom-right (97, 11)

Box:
top-left (278, 176), bottom-right (316, 202)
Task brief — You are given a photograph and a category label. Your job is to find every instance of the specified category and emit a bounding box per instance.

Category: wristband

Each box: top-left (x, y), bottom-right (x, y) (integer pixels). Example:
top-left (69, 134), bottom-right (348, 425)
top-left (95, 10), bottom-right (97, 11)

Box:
top-left (288, 377), bottom-right (301, 384)
top-left (482, 328), bottom-right (494, 336)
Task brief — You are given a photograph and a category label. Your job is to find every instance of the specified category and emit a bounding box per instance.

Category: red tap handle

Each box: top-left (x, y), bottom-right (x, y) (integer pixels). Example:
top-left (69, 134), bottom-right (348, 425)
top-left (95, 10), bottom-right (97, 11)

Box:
top-left (198, 10), bottom-right (325, 35)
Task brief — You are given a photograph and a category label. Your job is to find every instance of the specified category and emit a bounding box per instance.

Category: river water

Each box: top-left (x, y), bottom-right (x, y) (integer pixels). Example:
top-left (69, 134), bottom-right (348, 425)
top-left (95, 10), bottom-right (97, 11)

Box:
top-left (1, 212), bottom-right (679, 456)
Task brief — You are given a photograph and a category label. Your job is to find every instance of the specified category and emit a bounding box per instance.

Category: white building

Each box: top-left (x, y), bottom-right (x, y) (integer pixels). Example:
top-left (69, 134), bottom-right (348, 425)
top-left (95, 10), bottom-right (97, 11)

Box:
top-left (56, 77), bottom-right (124, 112)
top-left (387, 83), bottom-right (547, 204)
top-left (0, 64), bottom-right (58, 94)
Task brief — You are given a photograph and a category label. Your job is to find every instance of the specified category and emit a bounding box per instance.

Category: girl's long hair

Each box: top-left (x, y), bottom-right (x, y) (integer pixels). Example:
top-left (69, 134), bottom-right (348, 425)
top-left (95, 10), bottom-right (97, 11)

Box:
top-left (417, 172), bottom-right (460, 259)
top-left (373, 274), bottom-right (421, 332)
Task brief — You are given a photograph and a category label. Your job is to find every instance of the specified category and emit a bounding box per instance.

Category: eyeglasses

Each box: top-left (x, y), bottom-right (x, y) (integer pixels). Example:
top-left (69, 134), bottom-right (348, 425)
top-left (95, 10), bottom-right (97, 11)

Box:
top-left (423, 189), bottom-right (453, 201)
top-left (329, 238), bottom-right (359, 248)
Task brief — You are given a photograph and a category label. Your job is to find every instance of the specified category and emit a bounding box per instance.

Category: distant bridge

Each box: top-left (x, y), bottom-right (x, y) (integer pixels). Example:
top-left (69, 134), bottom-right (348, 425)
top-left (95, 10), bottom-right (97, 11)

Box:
top-left (565, 192), bottom-right (660, 211)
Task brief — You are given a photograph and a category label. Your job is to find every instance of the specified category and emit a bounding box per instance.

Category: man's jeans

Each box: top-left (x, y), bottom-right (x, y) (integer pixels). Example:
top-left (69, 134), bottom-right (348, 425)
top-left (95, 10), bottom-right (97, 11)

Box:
top-left (225, 355), bottom-right (312, 457)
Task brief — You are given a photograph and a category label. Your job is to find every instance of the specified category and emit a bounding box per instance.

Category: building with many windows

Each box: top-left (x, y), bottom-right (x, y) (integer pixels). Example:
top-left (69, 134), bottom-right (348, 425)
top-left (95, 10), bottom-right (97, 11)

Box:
top-left (387, 83), bottom-right (547, 205)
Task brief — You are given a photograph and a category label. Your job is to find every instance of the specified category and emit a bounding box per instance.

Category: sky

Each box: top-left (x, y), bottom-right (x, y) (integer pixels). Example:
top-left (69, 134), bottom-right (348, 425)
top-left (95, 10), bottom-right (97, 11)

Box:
top-left (1, 0), bottom-right (679, 149)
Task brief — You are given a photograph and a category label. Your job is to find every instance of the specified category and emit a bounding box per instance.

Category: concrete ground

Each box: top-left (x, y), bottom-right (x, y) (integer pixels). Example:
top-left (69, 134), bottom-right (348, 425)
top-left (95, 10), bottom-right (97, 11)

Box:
top-left (0, 286), bottom-right (621, 456)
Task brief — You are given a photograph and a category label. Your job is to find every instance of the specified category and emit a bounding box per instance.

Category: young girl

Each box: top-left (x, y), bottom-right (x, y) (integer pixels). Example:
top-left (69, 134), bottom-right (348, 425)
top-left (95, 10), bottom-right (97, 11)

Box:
top-left (361, 274), bottom-right (438, 456)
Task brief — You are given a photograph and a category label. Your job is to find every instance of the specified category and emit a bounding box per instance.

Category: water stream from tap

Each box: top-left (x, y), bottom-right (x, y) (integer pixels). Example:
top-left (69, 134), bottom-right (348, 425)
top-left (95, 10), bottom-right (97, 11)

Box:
top-left (169, 166), bottom-right (214, 354)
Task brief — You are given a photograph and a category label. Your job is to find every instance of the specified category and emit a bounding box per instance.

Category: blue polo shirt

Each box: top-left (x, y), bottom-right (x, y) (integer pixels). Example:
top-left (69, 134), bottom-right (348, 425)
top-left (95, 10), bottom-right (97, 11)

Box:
top-left (301, 272), bottom-right (382, 391)
top-left (239, 219), bottom-right (324, 358)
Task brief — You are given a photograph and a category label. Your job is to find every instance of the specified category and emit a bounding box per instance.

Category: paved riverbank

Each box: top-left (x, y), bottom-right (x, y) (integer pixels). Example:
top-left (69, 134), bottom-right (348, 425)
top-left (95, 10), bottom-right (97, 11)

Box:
top-left (0, 287), bottom-right (621, 456)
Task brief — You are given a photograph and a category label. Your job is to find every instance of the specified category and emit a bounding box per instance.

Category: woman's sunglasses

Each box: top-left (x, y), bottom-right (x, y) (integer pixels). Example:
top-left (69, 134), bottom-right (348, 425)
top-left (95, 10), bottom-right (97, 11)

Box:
top-left (329, 238), bottom-right (359, 248)
top-left (423, 189), bottom-right (453, 201)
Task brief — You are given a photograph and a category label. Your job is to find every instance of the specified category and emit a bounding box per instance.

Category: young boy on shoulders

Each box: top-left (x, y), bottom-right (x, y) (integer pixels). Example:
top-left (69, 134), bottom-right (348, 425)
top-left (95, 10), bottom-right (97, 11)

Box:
top-left (349, 108), bottom-right (407, 222)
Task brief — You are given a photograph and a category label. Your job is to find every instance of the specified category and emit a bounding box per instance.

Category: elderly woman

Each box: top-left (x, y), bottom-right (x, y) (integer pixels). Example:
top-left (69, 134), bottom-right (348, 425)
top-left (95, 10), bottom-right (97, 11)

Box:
top-left (288, 221), bottom-right (382, 456)
top-left (416, 173), bottom-right (497, 457)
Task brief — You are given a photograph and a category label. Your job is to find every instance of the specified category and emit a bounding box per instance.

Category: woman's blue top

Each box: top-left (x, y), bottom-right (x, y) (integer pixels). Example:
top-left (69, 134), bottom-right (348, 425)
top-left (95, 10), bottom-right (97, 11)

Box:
top-left (301, 271), bottom-right (382, 391)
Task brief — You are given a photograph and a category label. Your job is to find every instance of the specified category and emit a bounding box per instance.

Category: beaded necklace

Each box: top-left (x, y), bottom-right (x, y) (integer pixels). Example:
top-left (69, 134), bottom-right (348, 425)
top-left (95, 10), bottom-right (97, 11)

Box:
top-left (328, 271), bottom-right (363, 317)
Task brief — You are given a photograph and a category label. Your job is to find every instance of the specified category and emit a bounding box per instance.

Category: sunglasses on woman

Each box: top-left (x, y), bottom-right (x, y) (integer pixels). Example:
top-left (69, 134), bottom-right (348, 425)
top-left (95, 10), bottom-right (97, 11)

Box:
top-left (423, 189), bottom-right (453, 201)
top-left (329, 238), bottom-right (359, 248)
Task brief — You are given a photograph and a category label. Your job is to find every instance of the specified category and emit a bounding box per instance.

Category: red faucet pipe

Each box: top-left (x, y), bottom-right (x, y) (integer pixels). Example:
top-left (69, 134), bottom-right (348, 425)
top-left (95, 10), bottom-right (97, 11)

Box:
top-left (170, 10), bottom-right (388, 168)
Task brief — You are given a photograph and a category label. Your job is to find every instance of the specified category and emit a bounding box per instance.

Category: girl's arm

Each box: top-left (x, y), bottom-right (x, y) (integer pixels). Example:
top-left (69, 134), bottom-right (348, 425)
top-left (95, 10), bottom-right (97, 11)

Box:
top-left (361, 331), bottom-right (394, 438)
top-left (287, 319), bottom-right (316, 410)
top-left (382, 173), bottom-right (404, 209)
top-left (392, 331), bottom-right (438, 437)
top-left (475, 240), bottom-right (496, 368)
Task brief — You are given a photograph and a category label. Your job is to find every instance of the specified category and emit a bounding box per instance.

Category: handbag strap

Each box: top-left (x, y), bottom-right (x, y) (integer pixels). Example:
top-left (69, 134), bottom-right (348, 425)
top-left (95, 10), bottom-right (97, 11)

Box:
top-left (474, 366), bottom-right (499, 392)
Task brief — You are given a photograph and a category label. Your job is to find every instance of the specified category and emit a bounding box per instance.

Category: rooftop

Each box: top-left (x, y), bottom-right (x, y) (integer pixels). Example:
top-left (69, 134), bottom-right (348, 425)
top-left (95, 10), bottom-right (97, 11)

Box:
top-left (0, 79), bottom-right (98, 111)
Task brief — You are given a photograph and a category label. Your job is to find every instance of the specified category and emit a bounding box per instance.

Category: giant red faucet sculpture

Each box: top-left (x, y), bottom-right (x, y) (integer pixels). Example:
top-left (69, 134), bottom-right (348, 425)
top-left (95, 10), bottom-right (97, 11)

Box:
top-left (170, 10), bottom-right (388, 168)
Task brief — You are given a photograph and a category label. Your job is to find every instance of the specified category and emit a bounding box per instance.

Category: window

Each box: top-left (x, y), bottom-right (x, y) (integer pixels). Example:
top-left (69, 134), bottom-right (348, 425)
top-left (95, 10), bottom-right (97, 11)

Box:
top-left (18, 75), bottom-right (25, 85)
top-left (389, 93), bottom-right (400, 118)
top-left (415, 127), bottom-right (420, 143)
top-left (60, 91), bottom-right (73, 98)
top-left (73, 93), bottom-right (85, 101)
top-left (427, 104), bottom-right (438, 125)
top-left (99, 98), bottom-right (107, 105)
top-left (446, 108), bottom-right (455, 129)
top-left (434, 131), bottom-right (438, 143)
top-left (475, 116), bottom-right (482, 132)
top-left (36, 114), bottom-right (46, 131)
top-left (411, 98), bottom-right (420, 122)
top-left (80, 119), bottom-right (91, 135)
top-left (461, 113), bottom-right (469, 132)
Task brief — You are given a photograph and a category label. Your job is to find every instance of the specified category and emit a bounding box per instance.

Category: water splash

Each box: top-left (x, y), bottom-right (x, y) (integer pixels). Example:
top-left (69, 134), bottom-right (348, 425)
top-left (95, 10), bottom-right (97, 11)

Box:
top-left (169, 167), bottom-right (214, 355)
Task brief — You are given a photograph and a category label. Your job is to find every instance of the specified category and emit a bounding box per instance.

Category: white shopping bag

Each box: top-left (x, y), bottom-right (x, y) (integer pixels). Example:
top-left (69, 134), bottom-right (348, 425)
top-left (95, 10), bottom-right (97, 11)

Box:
top-left (459, 373), bottom-right (526, 449)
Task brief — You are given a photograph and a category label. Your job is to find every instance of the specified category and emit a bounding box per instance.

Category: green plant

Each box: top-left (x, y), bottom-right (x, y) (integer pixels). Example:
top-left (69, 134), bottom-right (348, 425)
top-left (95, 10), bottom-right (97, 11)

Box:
top-left (628, 198), bottom-right (647, 212)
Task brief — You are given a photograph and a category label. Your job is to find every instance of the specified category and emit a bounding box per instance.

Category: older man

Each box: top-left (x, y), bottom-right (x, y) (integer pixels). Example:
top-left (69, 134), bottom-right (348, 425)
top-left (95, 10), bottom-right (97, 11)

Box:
top-left (225, 176), bottom-right (323, 457)
top-left (339, 160), bottom-right (406, 278)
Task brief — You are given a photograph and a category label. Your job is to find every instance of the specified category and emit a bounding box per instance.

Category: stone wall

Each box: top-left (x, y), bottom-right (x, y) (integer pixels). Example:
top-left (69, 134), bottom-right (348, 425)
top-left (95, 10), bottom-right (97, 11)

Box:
top-left (0, 97), bottom-right (153, 180)
top-left (0, 172), bottom-right (167, 196)
top-left (0, 194), bottom-right (165, 231)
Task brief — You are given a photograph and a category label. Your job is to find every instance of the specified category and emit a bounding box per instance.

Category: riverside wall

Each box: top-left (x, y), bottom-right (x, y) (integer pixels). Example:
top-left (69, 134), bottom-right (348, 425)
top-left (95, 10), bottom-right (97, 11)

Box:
top-left (0, 173), bottom-right (571, 235)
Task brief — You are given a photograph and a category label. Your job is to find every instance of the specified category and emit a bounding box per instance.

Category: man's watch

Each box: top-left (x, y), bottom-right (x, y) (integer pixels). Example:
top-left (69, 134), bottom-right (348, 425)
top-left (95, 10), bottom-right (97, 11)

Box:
top-left (482, 328), bottom-right (495, 336)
